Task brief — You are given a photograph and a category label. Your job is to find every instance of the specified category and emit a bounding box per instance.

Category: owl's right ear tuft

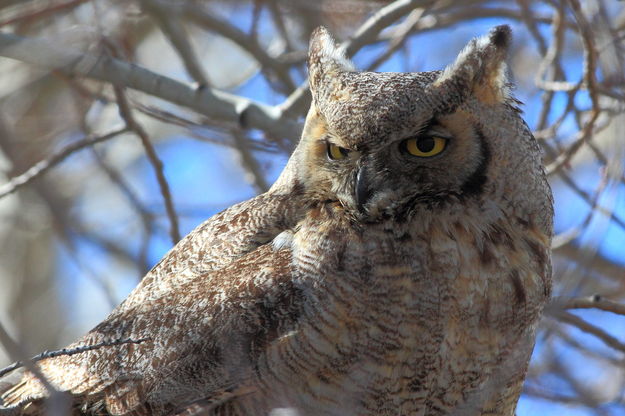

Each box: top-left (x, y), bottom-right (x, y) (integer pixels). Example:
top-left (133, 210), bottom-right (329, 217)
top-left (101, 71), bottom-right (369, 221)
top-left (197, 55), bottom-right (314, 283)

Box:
top-left (433, 25), bottom-right (512, 106)
top-left (308, 27), bottom-right (355, 95)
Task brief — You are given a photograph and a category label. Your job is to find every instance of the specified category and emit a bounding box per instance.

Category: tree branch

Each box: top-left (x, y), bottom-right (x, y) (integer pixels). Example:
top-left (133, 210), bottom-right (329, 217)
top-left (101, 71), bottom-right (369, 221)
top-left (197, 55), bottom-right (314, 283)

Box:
top-left (0, 128), bottom-right (128, 199)
top-left (280, 0), bottom-right (435, 117)
top-left (0, 337), bottom-right (150, 379)
top-left (141, 0), bottom-right (210, 87)
top-left (112, 85), bottom-right (181, 245)
top-left (550, 295), bottom-right (625, 316)
top-left (549, 310), bottom-right (625, 353)
top-left (0, 32), bottom-right (301, 141)
top-left (0, 322), bottom-right (60, 403)
top-left (177, 1), bottom-right (296, 92)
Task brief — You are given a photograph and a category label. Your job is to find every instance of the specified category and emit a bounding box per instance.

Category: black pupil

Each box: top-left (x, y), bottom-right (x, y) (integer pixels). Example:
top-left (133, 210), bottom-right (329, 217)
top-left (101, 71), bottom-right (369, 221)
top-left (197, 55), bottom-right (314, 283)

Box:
top-left (417, 137), bottom-right (435, 153)
top-left (329, 145), bottom-right (347, 159)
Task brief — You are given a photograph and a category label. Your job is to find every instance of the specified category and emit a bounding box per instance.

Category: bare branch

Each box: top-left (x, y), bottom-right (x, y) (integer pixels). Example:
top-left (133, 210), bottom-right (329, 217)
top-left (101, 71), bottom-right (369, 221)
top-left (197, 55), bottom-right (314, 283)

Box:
top-left (554, 242), bottom-right (625, 285)
top-left (281, 0), bottom-right (435, 117)
top-left (176, 1), bottom-right (296, 92)
top-left (552, 169), bottom-right (607, 249)
top-left (554, 169), bottom-right (625, 231)
top-left (549, 310), bottom-right (625, 353)
top-left (344, 0), bottom-right (436, 57)
top-left (0, 0), bottom-right (88, 27)
top-left (112, 85), bottom-right (181, 245)
top-left (366, 8), bottom-right (426, 71)
top-left (0, 128), bottom-right (128, 199)
top-left (0, 322), bottom-right (59, 400)
top-left (551, 295), bottom-right (625, 316)
top-left (231, 130), bottom-right (269, 194)
top-left (0, 337), bottom-right (150, 379)
top-left (0, 32), bottom-right (301, 141)
top-left (141, 0), bottom-right (210, 87)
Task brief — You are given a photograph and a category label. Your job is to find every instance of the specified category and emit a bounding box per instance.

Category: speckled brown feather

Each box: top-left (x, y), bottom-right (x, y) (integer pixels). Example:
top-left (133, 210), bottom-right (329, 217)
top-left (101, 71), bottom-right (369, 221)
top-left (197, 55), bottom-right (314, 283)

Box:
top-left (1, 25), bottom-right (553, 416)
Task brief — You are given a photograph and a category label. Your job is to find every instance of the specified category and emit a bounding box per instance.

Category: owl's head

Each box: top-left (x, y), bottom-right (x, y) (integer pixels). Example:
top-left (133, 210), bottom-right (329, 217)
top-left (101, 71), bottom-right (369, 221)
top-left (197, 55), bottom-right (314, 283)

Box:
top-left (286, 26), bottom-right (552, 232)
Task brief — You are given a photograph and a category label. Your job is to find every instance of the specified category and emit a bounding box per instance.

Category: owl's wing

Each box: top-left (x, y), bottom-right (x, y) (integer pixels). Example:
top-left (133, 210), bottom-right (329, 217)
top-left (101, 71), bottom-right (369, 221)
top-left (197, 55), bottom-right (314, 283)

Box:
top-left (1, 242), bottom-right (301, 415)
top-left (126, 190), bottom-right (303, 302)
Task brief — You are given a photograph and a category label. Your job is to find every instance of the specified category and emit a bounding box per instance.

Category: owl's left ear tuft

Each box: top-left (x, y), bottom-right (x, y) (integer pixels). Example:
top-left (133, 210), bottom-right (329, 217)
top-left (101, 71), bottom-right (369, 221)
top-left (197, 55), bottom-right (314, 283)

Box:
top-left (490, 25), bottom-right (511, 49)
top-left (308, 27), bottom-right (355, 96)
top-left (433, 25), bottom-right (512, 106)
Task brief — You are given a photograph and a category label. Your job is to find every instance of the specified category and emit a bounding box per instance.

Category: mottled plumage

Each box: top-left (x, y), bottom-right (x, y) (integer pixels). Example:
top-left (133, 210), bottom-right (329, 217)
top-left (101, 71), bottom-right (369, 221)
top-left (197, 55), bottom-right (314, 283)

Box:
top-left (1, 25), bottom-right (553, 416)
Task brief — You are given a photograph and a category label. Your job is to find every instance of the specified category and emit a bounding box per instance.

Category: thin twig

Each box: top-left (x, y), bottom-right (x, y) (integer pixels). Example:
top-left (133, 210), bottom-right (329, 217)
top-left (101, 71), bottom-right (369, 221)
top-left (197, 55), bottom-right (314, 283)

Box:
top-left (554, 242), bottom-right (625, 285)
top-left (266, 0), bottom-right (293, 52)
top-left (366, 7), bottom-right (426, 71)
top-left (92, 149), bottom-right (154, 273)
top-left (177, 1), bottom-right (295, 92)
top-left (0, 0), bottom-right (88, 27)
top-left (550, 310), bottom-right (625, 353)
top-left (141, 0), bottom-right (210, 87)
top-left (550, 323), bottom-right (623, 366)
top-left (555, 169), bottom-right (625, 231)
top-left (550, 295), bottom-right (625, 316)
top-left (231, 130), bottom-right (269, 194)
top-left (0, 128), bottom-right (128, 199)
top-left (545, 0), bottom-right (602, 175)
top-left (132, 102), bottom-right (280, 153)
top-left (344, 0), bottom-right (436, 56)
top-left (0, 337), bottom-right (150, 379)
top-left (0, 322), bottom-right (59, 399)
top-left (112, 85), bottom-right (181, 244)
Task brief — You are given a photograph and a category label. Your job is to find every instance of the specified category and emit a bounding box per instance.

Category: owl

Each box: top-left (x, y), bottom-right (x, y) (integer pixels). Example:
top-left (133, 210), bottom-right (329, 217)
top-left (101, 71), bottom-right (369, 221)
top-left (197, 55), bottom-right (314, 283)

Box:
top-left (0, 25), bottom-right (553, 416)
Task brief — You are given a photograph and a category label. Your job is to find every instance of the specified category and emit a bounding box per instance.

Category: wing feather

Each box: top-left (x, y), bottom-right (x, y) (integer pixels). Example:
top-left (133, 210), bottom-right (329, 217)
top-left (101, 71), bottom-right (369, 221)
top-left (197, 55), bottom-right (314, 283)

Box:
top-left (1, 193), bottom-right (304, 415)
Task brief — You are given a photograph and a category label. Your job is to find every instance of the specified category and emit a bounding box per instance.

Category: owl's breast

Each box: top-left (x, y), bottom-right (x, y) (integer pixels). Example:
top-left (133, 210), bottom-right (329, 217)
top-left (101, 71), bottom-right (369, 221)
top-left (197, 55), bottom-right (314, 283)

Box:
top-left (259, 205), bottom-right (550, 415)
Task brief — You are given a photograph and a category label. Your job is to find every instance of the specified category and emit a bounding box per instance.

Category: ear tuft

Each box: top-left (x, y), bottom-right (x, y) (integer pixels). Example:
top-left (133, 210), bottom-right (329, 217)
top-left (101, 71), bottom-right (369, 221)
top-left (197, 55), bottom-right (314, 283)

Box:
top-left (308, 26), bottom-right (355, 95)
top-left (433, 25), bottom-right (512, 106)
top-left (490, 25), bottom-right (511, 49)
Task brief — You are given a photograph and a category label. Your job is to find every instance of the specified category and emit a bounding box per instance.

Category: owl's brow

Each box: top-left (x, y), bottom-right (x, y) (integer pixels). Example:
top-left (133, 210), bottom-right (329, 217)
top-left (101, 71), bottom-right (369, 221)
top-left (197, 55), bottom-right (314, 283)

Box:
top-left (322, 135), bottom-right (347, 149)
top-left (404, 117), bottom-right (438, 139)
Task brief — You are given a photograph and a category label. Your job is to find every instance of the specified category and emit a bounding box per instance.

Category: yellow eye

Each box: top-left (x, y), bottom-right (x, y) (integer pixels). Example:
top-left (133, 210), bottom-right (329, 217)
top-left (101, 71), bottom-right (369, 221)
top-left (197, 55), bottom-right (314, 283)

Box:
top-left (402, 136), bottom-right (447, 157)
top-left (327, 143), bottom-right (349, 160)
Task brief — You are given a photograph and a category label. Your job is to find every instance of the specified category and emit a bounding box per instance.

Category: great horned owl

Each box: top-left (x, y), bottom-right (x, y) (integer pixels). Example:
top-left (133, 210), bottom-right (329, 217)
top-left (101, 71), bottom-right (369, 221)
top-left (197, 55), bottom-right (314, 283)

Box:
top-left (1, 25), bottom-right (552, 416)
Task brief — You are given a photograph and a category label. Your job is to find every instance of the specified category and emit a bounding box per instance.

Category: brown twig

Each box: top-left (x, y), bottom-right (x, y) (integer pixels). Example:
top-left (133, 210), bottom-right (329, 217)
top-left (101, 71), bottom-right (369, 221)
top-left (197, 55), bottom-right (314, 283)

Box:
top-left (554, 242), bottom-right (625, 286)
top-left (366, 7), bottom-right (426, 71)
top-left (231, 130), bottom-right (269, 194)
top-left (0, 128), bottom-right (128, 199)
top-left (552, 168), bottom-right (608, 249)
top-left (92, 149), bottom-right (154, 274)
top-left (0, 0), bottom-right (88, 27)
top-left (546, 0), bottom-right (602, 175)
top-left (141, 0), bottom-right (210, 87)
top-left (554, 168), bottom-right (625, 231)
top-left (551, 295), bottom-right (625, 316)
top-left (177, 2), bottom-right (295, 92)
top-left (550, 310), bottom-right (625, 353)
top-left (112, 85), bottom-right (181, 245)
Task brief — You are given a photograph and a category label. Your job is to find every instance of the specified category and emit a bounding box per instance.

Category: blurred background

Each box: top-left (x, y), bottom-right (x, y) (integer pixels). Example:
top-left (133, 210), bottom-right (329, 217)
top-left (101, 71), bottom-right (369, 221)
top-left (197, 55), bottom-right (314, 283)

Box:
top-left (0, 0), bottom-right (623, 414)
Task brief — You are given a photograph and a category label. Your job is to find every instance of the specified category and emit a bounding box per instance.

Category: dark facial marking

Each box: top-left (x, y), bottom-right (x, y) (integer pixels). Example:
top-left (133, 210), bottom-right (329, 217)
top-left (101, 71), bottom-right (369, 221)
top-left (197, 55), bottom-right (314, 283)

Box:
top-left (479, 242), bottom-right (495, 266)
top-left (523, 237), bottom-right (548, 270)
top-left (509, 269), bottom-right (527, 304)
top-left (460, 128), bottom-right (491, 197)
